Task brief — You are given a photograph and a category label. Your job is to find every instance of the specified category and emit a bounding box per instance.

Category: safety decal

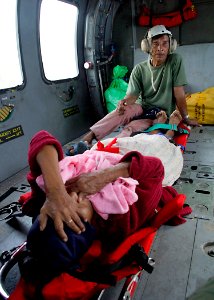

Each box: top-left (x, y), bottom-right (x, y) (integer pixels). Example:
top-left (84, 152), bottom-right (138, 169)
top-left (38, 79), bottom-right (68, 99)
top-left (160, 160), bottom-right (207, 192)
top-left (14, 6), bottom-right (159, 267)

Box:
top-left (0, 104), bottom-right (15, 122)
top-left (63, 105), bottom-right (80, 118)
top-left (0, 125), bottom-right (24, 144)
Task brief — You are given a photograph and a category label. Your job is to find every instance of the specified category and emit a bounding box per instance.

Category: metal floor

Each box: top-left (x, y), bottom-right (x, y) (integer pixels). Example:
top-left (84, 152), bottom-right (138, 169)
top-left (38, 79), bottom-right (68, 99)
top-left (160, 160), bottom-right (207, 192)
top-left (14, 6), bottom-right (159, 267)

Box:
top-left (0, 126), bottom-right (214, 299)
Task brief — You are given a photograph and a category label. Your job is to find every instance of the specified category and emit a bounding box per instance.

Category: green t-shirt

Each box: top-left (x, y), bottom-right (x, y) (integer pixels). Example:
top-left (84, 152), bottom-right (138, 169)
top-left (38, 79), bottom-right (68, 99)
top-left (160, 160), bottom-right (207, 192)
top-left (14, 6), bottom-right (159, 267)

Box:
top-left (126, 53), bottom-right (187, 116)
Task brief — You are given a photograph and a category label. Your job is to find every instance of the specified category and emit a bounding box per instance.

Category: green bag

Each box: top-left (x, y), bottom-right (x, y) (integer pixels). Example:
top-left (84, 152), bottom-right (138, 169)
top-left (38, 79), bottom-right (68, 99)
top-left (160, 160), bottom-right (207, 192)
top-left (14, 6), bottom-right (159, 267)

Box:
top-left (104, 65), bottom-right (128, 112)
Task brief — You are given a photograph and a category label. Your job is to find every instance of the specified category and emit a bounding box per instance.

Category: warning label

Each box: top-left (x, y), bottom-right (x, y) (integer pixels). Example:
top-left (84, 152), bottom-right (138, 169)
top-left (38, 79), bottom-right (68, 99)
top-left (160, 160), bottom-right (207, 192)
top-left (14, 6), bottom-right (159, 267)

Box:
top-left (63, 105), bottom-right (80, 118)
top-left (0, 125), bottom-right (24, 144)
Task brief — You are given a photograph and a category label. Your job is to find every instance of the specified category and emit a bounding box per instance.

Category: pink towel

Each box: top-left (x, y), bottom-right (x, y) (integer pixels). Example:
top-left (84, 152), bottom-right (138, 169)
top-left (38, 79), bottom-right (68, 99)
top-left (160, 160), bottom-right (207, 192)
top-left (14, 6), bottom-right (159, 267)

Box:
top-left (36, 150), bottom-right (138, 219)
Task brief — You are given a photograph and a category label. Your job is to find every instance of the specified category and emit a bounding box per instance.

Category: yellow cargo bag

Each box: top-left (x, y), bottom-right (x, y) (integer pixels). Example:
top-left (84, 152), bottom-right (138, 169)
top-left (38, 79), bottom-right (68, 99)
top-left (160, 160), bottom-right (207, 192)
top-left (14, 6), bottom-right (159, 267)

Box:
top-left (186, 87), bottom-right (214, 124)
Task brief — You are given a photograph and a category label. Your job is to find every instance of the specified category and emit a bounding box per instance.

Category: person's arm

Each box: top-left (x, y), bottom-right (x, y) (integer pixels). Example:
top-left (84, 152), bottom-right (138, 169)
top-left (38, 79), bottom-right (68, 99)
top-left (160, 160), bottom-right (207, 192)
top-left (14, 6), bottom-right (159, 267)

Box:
top-left (164, 130), bottom-right (174, 140)
top-left (116, 64), bottom-right (143, 115)
top-left (36, 145), bottom-right (86, 241)
top-left (174, 86), bottom-right (201, 126)
top-left (65, 162), bottom-right (130, 195)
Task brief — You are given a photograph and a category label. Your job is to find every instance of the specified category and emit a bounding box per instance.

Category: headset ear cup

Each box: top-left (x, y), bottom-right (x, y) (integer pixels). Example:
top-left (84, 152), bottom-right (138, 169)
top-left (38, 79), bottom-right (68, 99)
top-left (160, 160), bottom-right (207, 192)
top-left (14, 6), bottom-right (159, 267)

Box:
top-left (170, 38), bottom-right (177, 53)
top-left (141, 38), bottom-right (150, 53)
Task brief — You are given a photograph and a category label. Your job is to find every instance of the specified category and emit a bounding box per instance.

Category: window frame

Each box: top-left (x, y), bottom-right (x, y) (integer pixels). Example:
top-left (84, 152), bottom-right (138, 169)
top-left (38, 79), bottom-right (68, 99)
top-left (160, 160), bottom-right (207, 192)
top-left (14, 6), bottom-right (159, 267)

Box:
top-left (0, 0), bottom-right (26, 93)
top-left (38, 0), bottom-right (79, 84)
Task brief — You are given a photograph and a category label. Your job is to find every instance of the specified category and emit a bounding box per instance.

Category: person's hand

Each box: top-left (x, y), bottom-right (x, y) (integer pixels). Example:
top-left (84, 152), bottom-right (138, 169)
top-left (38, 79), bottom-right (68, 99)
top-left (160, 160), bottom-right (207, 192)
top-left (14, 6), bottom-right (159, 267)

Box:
top-left (184, 117), bottom-right (201, 127)
top-left (39, 189), bottom-right (87, 242)
top-left (65, 171), bottom-right (107, 195)
top-left (116, 100), bottom-right (127, 115)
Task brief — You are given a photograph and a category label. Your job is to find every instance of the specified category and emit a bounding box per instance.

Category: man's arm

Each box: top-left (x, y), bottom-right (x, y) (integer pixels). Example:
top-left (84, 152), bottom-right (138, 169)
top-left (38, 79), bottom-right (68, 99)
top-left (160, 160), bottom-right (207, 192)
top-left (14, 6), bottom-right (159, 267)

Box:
top-left (65, 162), bottom-right (130, 195)
top-left (174, 86), bottom-right (201, 126)
top-left (36, 145), bottom-right (86, 241)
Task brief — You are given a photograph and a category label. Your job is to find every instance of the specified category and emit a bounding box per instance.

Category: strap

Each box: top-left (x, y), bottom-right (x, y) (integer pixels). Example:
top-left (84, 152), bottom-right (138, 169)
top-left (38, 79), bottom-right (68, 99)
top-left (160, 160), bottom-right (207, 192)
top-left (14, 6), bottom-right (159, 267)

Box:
top-left (0, 187), bottom-right (18, 203)
top-left (143, 123), bottom-right (190, 134)
top-left (71, 243), bottom-right (154, 285)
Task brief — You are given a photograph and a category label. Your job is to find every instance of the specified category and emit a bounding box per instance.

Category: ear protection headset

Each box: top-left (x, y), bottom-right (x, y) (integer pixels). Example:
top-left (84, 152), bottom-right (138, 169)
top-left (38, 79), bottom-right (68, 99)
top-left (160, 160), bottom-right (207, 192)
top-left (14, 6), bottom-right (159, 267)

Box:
top-left (141, 25), bottom-right (177, 54)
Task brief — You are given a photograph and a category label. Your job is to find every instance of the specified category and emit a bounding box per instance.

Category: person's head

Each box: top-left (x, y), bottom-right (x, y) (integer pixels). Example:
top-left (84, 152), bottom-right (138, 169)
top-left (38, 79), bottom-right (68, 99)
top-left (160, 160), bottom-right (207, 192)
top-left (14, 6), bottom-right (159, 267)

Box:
top-left (141, 25), bottom-right (177, 66)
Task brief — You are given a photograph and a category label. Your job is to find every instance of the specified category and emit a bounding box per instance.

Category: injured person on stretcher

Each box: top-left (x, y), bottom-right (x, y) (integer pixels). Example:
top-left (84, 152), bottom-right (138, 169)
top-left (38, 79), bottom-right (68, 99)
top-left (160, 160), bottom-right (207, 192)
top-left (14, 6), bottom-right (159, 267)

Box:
top-left (20, 122), bottom-right (192, 294)
top-left (91, 110), bottom-right (188, 186)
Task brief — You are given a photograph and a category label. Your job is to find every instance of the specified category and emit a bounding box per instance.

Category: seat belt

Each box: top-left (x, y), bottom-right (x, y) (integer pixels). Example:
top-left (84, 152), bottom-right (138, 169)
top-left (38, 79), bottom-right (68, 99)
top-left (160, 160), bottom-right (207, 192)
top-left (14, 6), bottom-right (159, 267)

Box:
top-left (143, 123), bottom-right (190, 134)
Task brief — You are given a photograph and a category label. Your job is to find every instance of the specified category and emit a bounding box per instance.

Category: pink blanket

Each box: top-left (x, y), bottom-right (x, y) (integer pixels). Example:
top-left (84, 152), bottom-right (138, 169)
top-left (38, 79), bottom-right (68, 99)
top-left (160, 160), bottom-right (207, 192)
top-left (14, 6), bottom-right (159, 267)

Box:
top-left (36, 150), bottom-right (138, 219)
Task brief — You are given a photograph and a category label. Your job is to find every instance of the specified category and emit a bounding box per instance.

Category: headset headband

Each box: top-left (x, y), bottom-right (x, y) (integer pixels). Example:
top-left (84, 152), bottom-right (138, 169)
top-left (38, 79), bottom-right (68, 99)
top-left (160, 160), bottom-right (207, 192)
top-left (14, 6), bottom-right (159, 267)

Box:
top-left (141, 24), bottom-right (177, 54)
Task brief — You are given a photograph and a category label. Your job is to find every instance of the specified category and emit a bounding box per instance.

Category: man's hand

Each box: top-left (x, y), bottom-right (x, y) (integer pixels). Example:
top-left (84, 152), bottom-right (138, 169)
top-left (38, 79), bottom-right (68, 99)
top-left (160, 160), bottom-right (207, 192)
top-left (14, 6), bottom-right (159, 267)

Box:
top-left (184, 117), bottom-right (201, 127)
top-left (117, 99), bottom-right (127, 115)
top-left (39, 189), bottom-right (87, 242)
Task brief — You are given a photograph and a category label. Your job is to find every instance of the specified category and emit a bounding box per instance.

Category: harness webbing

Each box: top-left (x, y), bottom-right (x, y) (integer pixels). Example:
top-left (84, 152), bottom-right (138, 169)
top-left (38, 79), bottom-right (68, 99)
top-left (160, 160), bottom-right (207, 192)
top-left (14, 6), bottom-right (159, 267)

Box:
top-left (143, 123), bottom-right (190, 134)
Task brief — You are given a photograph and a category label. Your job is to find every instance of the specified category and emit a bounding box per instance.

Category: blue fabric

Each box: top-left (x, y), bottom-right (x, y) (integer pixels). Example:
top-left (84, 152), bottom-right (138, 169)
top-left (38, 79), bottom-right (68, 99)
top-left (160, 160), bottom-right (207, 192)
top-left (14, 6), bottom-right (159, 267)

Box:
top-left (131, 107), bottom-right (161, 121)
top-left (65, 141), bottom-right (89, 156)
top-left (27, 216), bottom-right (97, 274)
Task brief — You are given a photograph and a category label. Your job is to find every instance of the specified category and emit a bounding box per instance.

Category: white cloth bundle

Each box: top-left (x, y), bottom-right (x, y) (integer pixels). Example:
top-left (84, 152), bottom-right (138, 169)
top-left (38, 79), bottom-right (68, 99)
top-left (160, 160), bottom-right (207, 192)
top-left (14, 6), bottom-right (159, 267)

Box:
top-left (91, 133), bottom-right (183, 186)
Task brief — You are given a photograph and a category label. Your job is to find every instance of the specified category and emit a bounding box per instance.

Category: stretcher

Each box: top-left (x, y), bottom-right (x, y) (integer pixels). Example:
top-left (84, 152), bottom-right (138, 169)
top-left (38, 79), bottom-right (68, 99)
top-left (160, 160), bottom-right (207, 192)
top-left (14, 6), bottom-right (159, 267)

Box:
top-left (0, 122), bottom-right (191, 300)
top-left (1, 194), bottom-right (189, 300)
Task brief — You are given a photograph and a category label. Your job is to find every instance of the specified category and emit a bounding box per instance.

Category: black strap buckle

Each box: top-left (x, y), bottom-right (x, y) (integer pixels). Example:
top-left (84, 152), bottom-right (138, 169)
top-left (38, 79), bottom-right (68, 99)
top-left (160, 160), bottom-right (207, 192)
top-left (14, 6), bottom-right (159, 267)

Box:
top-left (0, 202), bottom-right (23, 221)
top-left (129, 244), bottom-right (155, 273)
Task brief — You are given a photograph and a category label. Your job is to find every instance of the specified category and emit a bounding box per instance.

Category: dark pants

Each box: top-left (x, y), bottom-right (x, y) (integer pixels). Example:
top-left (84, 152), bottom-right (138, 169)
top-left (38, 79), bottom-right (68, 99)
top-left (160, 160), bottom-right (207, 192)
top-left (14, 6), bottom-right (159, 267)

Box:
top-left (26, 217), bottom-right (96, 279)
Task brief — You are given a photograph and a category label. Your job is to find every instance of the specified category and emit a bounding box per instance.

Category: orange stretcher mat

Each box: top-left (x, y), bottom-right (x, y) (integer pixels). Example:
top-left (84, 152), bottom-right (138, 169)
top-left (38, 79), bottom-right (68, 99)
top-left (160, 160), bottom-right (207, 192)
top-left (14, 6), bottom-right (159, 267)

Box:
top-left (7, 194), bottom-right (190, 300)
